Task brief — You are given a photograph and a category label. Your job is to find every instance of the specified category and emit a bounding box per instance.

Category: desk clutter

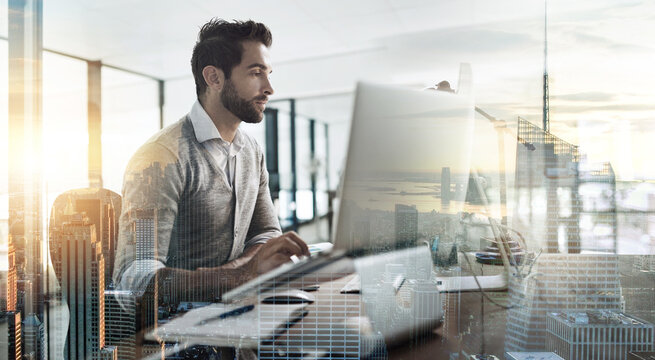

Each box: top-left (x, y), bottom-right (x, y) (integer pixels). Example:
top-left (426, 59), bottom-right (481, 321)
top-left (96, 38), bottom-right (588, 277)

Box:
top-left (149, 302), bottom-right (308, 348)
top-left (149, 246), bottom-right (444, 357)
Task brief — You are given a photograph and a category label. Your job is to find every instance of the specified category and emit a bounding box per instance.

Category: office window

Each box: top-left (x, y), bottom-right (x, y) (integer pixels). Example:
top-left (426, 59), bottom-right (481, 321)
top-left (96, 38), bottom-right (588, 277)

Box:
top-left (240, 120), bottom-right (266, 154)
top-left (101, 67), bottom-right (159, 194)
top-left (314, 122), bottom-right (329, 217)
top-left (274, 102), bottom-right (293, 229)
top-left (328, 121), bottom-right (349, 191)
top-left (0, 39), bottom-right (8, 258)
top-left (294, 116), bottom-right (313, 221)
top-left (42, 52), bottom-right (88, 210)
top-left (163, 77), bottom-right (195, 127)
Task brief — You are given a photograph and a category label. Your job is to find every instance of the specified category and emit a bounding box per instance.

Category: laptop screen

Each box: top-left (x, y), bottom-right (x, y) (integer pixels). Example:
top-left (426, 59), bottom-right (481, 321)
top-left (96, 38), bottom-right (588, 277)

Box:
top-left (334, 82), bottom-right (475, 256)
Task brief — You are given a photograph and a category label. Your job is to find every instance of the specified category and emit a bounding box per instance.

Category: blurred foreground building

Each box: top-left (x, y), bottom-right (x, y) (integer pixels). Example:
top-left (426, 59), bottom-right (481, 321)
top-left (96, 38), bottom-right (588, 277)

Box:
top-left (546, 310), bottom-right (654, 360)
top-left (505, 254), bottom-right (622, 352)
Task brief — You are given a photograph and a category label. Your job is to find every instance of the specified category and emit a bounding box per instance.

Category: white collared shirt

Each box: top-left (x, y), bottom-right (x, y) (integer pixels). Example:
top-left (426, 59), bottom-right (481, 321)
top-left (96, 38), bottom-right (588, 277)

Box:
top-left (189, 100), bottom-right (244, 188)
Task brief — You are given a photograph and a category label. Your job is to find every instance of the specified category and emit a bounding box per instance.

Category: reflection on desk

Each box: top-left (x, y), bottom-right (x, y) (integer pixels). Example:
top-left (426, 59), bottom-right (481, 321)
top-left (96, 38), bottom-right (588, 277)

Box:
top-left (148, 270), bottom-right (453, 358)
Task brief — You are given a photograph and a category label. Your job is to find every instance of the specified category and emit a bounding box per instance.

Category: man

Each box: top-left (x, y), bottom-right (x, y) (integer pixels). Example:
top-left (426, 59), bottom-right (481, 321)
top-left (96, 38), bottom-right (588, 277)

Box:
top-left (113, 19), bottom-right (310, 306)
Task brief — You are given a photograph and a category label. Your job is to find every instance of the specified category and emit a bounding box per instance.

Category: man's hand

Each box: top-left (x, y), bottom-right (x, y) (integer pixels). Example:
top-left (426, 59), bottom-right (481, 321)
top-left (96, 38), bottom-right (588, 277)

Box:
top-left (192, 232), bottom-right (310, 297)
top-left (246, 231), bottom-right (310, 276)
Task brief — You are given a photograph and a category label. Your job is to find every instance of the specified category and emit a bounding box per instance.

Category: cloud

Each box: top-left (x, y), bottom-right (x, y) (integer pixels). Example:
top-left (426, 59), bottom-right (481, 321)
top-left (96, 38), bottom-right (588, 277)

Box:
top-left (552, 103), bottom-right (655, 114)
top-left (556, 117), bottom-right (611, 130)
top-left (626, 118), bottom-right (655, 132)
top-left (550, 116), bottom-right (655, 135)
top-left (385, 26), bottom-right (535, 55)
top-left (565, 31), bottom-right (646, 52)
top-left (552, 91), bottom-right (616, 102)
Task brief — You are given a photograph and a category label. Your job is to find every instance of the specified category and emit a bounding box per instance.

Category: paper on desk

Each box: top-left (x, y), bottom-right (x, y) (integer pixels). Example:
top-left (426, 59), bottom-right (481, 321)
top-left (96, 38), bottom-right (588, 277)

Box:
top-left (148, 302), bottom-right (308, 348)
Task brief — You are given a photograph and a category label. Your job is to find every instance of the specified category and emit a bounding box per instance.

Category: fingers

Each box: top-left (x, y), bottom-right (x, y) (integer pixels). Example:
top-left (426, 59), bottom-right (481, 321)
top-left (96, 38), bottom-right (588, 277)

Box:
top-left (249, 232), bottom-right (311, 275)
top-left (264, 232), bottom-right (309, 258)
top-left (257, 253), bottom-right (293, 274)
top-left (283, 231), bottom-right (310, 257)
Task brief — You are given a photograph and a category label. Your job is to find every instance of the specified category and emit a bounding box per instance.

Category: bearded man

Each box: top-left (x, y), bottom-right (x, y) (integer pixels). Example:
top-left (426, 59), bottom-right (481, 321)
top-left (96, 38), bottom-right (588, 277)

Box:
top-left (113, 19), bottom-right (309, 307)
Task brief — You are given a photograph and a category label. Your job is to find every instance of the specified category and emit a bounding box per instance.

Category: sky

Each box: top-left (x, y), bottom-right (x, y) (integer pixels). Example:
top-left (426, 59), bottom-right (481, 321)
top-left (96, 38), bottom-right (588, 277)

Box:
top-left (443, 1), bottom-right (655, 180)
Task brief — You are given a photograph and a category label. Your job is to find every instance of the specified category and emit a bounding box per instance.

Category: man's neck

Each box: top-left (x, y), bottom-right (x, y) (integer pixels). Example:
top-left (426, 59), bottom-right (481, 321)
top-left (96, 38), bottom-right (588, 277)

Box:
top-left (200, 97), bottom-right (240, 143)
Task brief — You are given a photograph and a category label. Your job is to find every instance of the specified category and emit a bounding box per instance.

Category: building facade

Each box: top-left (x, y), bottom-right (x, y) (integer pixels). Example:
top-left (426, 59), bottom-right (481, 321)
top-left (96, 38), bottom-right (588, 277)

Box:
top-left (546, 310), bottom-right (654, 360)
top-left (505, 254), bottom-right (623, 352)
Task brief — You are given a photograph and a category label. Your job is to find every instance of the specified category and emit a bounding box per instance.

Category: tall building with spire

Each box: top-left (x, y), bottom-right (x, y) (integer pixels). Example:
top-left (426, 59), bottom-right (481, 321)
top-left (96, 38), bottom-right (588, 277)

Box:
top-left (543, 0), bottom-right (550, 133)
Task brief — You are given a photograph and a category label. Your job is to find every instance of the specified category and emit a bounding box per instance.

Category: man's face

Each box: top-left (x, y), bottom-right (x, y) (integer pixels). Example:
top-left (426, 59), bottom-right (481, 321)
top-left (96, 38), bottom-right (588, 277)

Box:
top-left (220, 41), bottom-right (274, 124)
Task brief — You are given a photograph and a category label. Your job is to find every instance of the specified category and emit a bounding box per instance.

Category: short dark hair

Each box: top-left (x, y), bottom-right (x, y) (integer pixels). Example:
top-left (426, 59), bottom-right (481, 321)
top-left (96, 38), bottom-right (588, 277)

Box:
top-left (191, 19), bottom-right (273, 99)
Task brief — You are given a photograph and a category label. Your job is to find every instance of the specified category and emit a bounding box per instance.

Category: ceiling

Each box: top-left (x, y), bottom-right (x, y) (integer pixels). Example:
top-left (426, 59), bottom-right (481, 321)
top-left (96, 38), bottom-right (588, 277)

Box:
top-left (4, 0), bottom-right (649, 127)
top-left (38, 1), bottom-right (567, 89)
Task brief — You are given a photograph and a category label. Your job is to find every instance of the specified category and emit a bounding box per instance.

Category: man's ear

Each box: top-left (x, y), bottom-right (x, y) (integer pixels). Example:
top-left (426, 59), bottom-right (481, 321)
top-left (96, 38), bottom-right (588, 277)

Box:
top-left (202, 65), bottom-right (225, 93)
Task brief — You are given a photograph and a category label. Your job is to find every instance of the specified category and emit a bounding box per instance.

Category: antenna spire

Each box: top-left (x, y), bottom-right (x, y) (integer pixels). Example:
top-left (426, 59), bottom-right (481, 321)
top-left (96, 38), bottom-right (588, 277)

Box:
top-left (543, 0), bottom-right (550, 132)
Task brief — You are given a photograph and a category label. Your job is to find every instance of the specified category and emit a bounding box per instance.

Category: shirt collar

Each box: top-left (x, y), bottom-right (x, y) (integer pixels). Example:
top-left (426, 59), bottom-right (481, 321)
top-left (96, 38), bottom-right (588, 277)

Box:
top-left (190, 100), bottom-right (222, 143)
top-left (189, 100), bottom-right (245, 148)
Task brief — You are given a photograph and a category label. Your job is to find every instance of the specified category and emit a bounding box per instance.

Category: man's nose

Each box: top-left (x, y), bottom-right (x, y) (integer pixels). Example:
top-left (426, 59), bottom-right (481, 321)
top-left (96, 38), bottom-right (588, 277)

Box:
top-left (264, 77), bottom-right (274, 96)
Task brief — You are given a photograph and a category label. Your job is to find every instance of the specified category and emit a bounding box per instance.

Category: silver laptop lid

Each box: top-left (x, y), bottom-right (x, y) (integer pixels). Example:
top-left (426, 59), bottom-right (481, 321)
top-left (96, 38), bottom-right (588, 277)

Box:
top-left (333, 81), bottom-right (475, 255)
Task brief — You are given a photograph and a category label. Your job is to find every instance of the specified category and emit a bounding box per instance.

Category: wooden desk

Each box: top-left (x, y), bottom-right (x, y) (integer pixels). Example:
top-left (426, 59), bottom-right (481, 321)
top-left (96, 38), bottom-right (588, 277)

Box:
top-left (147, 271), bottom-right (506, 359)
top-left (265, 274), bottom-right (465, 359)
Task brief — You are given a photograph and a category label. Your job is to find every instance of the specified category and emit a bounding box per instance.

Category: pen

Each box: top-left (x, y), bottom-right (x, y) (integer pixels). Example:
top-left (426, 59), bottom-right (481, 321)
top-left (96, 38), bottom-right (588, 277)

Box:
top-left (220, 304), bottom-right (254, 319)
top-left (196, 304), bottom-right (255, 326)
top-left (393, 274), bottom-right (406, 294)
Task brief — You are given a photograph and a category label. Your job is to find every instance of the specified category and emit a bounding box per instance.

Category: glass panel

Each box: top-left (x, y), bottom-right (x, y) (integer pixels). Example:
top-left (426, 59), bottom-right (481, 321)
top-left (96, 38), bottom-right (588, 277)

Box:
top-left (272, 101), bottom-right (294, 229)
top-left (295, 116), bottom-right (312, 221)
top-left (0, 39), bottom-right (8, 268)
top-left (43, 52), bottom-right (88, 209)
top-left (314, 123), bottom-right (329, 217)
top-left (101, 67), bottom-right (159, 194)
top-left (18, 2), bottom-right (655, 358)
top-left (328, 121), bottom-right (350, 191)
top-left (240, 120), bottom-right (266, 156)
top-left (162, 78), bottom-right (196, 127)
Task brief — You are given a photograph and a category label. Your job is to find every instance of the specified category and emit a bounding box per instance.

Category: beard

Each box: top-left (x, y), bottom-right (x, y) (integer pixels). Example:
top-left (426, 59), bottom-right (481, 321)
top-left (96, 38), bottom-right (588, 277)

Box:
top-left (221, 78), bottom-right (266, 124)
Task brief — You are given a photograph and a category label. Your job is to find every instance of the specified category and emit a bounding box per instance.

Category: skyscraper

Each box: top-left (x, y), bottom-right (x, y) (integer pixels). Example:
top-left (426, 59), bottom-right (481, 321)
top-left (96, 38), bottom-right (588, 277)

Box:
top-left (10, 213), bottom-right (45, 359)
top-left (1, 311), bottom-right (22, 360)
top-left (514, 118), bottom-right (581, 253)
top-left (5, 235), bottom-right (22, 360)
top-left (635, 255), bottom-right (655, 273)
top-left (51, 213), bottom-right (107, 359)
top-left (105, 288), bottom-right (137, 360)
top-left (506, 254), bottom-right (622, 352)
top-left (22, 314), bottom-right (45, 360)
top-left (546, 310), bottom-right (654, 360)
top-left (395, 204), bottom-right (418, 249)
top-left (7, 239), bottom-right (17, 312)
top-left (441, 167), bottom-right (451, 205)
top-left (131, 209), bottom-right (159, 331)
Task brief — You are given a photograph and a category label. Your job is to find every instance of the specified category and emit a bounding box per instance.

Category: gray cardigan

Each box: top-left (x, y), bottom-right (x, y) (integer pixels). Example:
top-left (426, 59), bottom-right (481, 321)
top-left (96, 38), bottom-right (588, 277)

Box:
top-left (113, 115), bottom-right (281, 299)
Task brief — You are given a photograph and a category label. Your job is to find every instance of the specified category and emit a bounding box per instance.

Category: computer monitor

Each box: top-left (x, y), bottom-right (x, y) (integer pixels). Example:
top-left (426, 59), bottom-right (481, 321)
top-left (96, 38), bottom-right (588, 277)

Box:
top-left (333, 81), bottom-right (475, 256)
top-left (223, 81), bottom-right (476, 302)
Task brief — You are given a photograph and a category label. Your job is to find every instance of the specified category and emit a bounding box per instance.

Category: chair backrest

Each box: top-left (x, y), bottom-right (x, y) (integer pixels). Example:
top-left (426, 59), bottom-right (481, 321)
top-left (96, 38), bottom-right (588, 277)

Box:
top-left (48, 188), bottom-right (122, 285)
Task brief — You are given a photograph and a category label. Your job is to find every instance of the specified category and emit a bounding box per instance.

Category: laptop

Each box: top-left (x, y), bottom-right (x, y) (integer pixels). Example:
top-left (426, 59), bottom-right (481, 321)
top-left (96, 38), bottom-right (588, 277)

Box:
top-left (222, 81), bottom-right (475, 302)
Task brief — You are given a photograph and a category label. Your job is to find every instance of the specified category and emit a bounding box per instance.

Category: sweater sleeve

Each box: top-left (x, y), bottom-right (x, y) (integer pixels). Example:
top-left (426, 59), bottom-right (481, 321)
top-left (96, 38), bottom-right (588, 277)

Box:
top-left (244, 147), bottom-right (283, 249)
top-left (113, 141), bottom-right (184, 308)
